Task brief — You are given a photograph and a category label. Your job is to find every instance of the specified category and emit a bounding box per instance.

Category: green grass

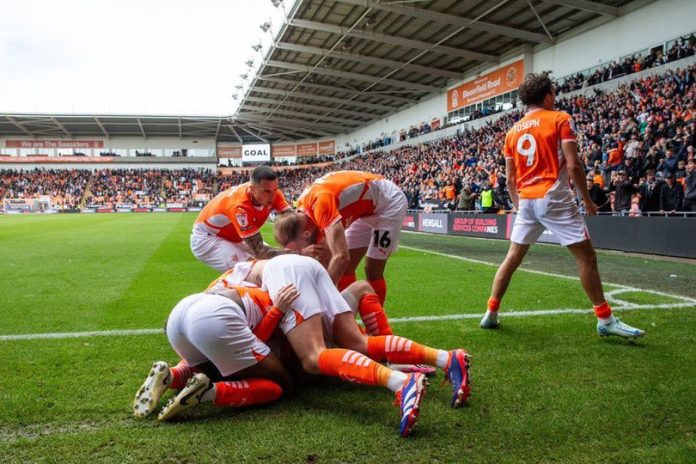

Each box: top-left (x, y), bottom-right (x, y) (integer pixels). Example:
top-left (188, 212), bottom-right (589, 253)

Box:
top-left (1, 213), bottom-right (695, 463)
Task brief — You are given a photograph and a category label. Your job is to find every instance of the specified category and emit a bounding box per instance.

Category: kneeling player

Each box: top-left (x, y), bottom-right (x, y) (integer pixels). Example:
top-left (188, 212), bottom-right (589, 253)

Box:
top-left (133, 284), bottom-right (299, 421)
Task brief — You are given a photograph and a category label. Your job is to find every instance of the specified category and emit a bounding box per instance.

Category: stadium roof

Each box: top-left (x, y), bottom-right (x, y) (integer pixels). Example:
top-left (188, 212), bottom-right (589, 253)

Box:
top-left (233, 0), bottom-right (641, 138)
top-left (2, 1), bottom-right (647, 144)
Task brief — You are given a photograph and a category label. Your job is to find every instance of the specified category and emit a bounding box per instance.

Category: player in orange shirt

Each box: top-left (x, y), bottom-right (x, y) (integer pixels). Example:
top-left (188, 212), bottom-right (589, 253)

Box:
top-left (190, 165), bottom-right (322, 272)
top-left (479, 72), bottom-right (645, 339)
top-left (272, 171), bottom-right (407, 310)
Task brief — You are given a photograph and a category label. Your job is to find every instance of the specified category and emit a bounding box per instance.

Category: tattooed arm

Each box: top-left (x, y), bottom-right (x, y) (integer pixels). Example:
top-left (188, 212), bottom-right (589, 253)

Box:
top-left (244, 232), bottom-right (296, 259)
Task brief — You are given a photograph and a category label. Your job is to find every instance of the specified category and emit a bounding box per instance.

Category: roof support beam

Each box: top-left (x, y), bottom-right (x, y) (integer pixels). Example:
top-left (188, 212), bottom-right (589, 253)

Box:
top-left (93, 117), bottom-right (110, 138)
top-left (136, 118), bottom-right (146, 138)
top-left (214, 119), bottom-right (222, 140)
top-left (227, 124), bottom-right (243, 143)
top-left (234, 114), bottom-right (343, 133)
top-left (336, 0), bottom-right (553, 44)
top-left (266, 60), bottom-right (440, 92)
top-left (240, 104), bottom-right (360, 125)
top-left (253, 86), bottom-right (396, 111)
top-left (255, 76), bottom-right (413, 104)
top-left (178, 118), bottom-right (182, 139)
top-left (5, 115), bottom-right (35, 137)
top-left (243, 96), bottom-right (375, 119)
top-left (237, 123), bottom-right (269, 143)
top-left (289, 19), bottom-right (498, 63)
top-left (245, 120), bottom-right (321, 140)
top-left (275, 42), bottom-right (463, 79)
top-left (542, 0), bottom-right (619, 16)
top-left (50, 117), bottom-right (72, 137)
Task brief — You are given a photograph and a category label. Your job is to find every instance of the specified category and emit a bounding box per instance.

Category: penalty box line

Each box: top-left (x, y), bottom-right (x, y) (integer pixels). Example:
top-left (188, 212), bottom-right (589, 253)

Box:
top-left (0, 302), bottom-right (693, 341)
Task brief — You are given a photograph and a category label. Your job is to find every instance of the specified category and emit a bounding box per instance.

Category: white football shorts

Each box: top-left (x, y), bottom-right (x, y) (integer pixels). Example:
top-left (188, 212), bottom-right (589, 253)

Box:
top-left (511, 189), bottom-right (589, 247)
top-left (190, 228), bottom-right (254, 273)
top-left (165, 292), bottom-right (270, 377)
top-left (345, 179), bottom-right (407, 260)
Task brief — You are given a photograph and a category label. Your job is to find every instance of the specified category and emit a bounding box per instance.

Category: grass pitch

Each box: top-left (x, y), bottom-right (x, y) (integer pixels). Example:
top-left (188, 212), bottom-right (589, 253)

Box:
top-left (1, 213), bottom-right (695, 463)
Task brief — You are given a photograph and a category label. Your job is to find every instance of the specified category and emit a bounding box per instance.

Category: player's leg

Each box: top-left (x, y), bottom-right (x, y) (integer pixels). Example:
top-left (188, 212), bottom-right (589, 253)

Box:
top-left (157, 355), bottom-right (286, 421)
top-left (567, 240), bottom-right (645, 338)
top-left (540, 195), bottom-right (645, 339)
top-left (480, 242), bottom-right (531, 328)
top-left (157, 294), bottom-right (289, 421)
top-left (481, 199), bottom-right (542, 328)
top-left (341, 218), bottom-right (371, 291)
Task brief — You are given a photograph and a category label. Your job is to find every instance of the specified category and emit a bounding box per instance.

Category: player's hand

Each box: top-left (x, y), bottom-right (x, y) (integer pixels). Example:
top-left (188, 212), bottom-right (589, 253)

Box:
top-left (584, 199), bottom-right (599, 216)
top-left (274, 284), bottom-right (300, 314)
top-left (301, 244), bottom-right (326, 261)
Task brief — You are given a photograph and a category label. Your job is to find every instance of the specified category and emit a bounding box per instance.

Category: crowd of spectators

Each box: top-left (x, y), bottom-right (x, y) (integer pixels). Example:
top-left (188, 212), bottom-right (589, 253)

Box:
top-left (557, 35), bottom-right (695, 94)
top-left (0, 169), bottom-right (89, 209)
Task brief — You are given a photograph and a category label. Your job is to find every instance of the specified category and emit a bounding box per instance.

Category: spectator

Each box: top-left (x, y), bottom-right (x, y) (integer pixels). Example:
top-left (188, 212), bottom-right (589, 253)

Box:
top-left (683, 158), bottom-right (696, 212)
top-left (659, 173), bottom-right (684, 213)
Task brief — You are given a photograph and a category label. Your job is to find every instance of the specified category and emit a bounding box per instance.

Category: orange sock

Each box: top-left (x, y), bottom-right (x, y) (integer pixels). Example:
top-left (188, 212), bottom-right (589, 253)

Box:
top-left (593, 301), bottom-right (612, 319)
top-left (338, 273), bottom-right (357, 291)
top-left (487, 296), bottom-right (500, 312)
top-left (169, 360), bottom-right (193, 389)
top-left (359, 293), bottom-right (393, 336)
top-left (367, 336), bottom-right (440, 366)
top-left (317, 348), bottom-right (391, 387)
top-left (213, 379), bottom-right (282, 407)
top-left (368, 278), bottom-right (387, 305)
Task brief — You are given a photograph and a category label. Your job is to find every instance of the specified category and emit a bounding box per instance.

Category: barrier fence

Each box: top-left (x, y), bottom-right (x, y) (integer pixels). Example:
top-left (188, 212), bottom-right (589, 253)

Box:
top-left (404, 211), bottom-right (696, 259)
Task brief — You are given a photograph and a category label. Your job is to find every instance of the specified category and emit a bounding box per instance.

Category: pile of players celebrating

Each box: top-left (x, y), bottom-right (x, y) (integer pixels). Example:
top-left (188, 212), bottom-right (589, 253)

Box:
top-left (133, 72), bottom-right (645, 437)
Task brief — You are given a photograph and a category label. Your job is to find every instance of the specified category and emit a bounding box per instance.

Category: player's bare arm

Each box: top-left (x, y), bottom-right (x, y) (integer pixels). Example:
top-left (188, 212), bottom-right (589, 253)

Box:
top-left (244, 232), bottom-right (297, 258)
top-left (323, 221), bottom-right (351, 284)
top-left (505, 157), bottom-right (519, 209)
top-left (561, 141), bottom-right (598, 215)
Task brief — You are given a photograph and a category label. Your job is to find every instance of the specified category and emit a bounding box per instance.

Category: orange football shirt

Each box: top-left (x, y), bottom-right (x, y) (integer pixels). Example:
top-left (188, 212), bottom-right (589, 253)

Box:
top-left (195, 182), bottom-right (290, 242)
top-left (297, 171), bottom-right (384, 230)
top-left (503, 108), bottom-right (577, 199)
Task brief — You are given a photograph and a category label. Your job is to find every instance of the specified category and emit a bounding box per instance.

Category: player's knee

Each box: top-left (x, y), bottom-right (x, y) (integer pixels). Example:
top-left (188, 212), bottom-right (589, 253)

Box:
top-left (348, 280), bottom-right (373, 299)
top-left (299, 352), bottom-right (322, 375)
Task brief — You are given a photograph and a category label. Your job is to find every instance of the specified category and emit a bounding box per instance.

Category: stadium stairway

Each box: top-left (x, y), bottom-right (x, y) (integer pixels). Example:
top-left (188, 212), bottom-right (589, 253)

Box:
top-left (79, 173), bottom-right (94, 209)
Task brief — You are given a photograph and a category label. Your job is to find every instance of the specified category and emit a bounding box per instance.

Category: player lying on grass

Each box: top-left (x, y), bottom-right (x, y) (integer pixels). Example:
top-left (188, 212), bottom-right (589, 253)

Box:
top-left (479, 71), bottom-right (645, 340)
top-left (136, 255), bottom-right (471, 437)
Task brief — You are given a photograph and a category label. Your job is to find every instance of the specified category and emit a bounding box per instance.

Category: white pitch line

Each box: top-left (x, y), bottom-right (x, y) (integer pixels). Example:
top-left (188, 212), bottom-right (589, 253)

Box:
top-left (399, 245), bottom-right (696, 305)
top-left (1, 302), bottom-right (693, 341)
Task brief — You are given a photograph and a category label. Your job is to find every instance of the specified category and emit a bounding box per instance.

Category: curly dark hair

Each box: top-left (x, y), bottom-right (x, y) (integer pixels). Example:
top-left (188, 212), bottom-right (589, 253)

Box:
top-left (518, 71), bottom-right (554, 107)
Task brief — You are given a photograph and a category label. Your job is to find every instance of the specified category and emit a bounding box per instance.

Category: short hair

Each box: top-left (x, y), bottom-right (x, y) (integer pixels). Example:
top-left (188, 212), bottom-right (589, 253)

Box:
top-left (518, 71), bottom-right (554, 107)
top-left (273, 212), bottom-right (303, 246)
top-left (250, 165), bottom-right (277, 184)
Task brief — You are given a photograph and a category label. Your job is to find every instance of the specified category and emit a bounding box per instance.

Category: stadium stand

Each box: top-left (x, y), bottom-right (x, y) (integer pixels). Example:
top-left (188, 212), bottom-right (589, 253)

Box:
top-left (1, 61), bottom-right (694, 215)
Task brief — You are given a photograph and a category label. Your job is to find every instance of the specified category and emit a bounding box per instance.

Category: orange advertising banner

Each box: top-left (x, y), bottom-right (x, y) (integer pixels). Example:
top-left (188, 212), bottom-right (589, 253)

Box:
top-left (296, 142), bottom-right (318, 157)
top-left (447, 59), bottom-right (524, 112)
top-left (431, 118), bottom-right (441, 130)
top-left (272, 144), bottom-right (297, 156)
top-left (217, 146), bottom-right (242, 158)
top-left (318, 140), bottom-right (335, 155)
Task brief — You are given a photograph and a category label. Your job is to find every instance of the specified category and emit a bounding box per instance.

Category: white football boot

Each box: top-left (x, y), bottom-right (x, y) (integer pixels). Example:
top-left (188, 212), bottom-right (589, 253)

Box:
top-left (479, 311), bottom-right (500, 329)
top-left (597, 317), bottom-right (645, 339)
top-left (133, 361), bottom-right (171, 419)
top-left (158, 373), bottom-right (213, 421)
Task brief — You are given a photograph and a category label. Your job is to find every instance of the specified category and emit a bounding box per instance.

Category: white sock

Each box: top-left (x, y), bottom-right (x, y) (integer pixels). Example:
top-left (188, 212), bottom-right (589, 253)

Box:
top-left (436, 350), bottom-right (449, 369)
top-left (201, 384), bottom-right (217, 403)
top-left (386, 370), bottom-right (409, 393)
top-left (599, 314), bottom-right (616, 325)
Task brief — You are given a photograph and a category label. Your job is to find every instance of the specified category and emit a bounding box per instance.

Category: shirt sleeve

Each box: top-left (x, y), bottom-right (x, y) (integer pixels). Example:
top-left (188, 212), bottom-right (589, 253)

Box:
top-left (252, 307), bottom-right (284, 342)
top-left (311, 193), bottom-right (342, 230)
top-left (503, 132), bottom-right (514, 160)
top-left (558, 112), bottom-right (577, 143)
top-left (272, 190), bottom-right (291, 213)
top-left (227, 205), bottom-right (259, 239)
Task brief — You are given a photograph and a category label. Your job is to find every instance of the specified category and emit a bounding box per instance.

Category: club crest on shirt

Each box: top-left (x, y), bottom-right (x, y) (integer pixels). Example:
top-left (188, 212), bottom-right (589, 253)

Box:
top-left (236, 211), bottom-right (251, 230)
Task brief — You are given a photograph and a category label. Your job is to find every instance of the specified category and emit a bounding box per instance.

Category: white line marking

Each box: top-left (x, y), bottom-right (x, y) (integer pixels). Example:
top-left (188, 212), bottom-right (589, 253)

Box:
top-left (0, 328), bottom-right (161, 341)
top-left (1, 303), bottom-right (693, 341)
top-left (400, 245), bottom-right (696, 304)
